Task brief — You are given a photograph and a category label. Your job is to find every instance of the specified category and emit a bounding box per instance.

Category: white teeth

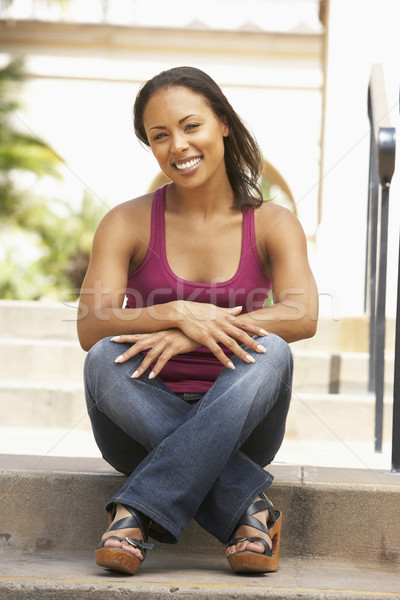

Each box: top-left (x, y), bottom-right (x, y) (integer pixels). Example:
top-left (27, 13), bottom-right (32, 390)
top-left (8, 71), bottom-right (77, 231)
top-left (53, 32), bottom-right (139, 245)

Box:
top-left (175, 157), bottom-right (201, 170)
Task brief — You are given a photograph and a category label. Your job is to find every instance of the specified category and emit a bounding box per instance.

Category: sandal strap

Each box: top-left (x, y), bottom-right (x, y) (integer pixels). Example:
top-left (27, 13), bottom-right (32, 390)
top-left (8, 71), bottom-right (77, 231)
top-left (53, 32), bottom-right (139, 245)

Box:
top-left (107, 505), bottom-right (150, 539)
top-left (260, 492), bottom-right (279, 529)
top-left (229, 492), bottom-right (279, 544)
top-left (124, 537), bottom-right (154, 551)
top-left (105, 504), bottom-right (153, 550)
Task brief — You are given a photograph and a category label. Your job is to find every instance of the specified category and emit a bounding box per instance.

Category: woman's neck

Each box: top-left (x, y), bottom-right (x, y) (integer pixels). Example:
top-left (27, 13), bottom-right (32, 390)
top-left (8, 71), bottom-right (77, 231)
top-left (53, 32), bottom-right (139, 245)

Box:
top-left (166, 179), bottom-right (235, 218)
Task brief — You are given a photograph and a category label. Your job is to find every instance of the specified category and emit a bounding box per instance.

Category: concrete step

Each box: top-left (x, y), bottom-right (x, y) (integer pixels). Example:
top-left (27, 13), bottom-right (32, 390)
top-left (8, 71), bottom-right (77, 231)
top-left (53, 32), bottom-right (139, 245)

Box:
top-left (0, 383), bottom-right (394, 444)
top-left (0, 300), bottom-right (395, 394)
top-left (0, 299), bottom-right (396, 354)
top-left (0, 380), bottom-right (90, 430)
top-left (0, 425), bottom-right (393, 470)
top-left (0, 553), bottom-right (399, 599)
top-left (287, 392), bottom-right (393, 443)
top-left (0, 335), bottom-right (394, 394)
top-left (0, 455), bottom-right (398, 559)
top-left (0, 455), bottom-right (399, 598)
top-left (0, 337), bottom-right (86, 383)
top-left (0, 300), bottom-right (78, 339)
top-left (292, 349), bottom-right (394, 394)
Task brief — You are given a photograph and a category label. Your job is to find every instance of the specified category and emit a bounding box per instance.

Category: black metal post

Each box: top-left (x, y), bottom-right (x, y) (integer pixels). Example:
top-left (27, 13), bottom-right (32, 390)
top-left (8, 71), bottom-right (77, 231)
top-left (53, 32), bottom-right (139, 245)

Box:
top-left (367, 129), bottom-right (379, 393)
top-left (374, 185), bottom-right (389, 452)
top-left (392, 232), bottom-right (400, 470)
top-left (366, 66), bottom-right (396, 460)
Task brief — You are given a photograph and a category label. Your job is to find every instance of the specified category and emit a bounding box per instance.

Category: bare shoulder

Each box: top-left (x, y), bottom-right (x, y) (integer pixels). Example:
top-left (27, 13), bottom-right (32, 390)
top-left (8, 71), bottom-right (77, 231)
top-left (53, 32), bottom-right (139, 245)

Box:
top-left (99, 192), bottom-right (153, 230)
top-left (95, 192), bottom-right (154, 243)
top-left (254, 201), bottom-right (305, 247)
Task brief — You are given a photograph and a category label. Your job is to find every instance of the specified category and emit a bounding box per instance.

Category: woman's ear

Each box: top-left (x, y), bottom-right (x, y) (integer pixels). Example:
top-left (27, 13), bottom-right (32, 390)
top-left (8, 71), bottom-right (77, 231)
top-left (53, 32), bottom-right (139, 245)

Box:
top-left (222, 119), bottom-right (230, 138)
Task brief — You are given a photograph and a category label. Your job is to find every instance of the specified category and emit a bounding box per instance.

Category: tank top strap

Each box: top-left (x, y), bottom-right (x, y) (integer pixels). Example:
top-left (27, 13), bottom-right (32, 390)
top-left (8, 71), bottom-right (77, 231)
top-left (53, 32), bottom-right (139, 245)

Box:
top-left (241, 206), bottom-right (256, 259)
top-left (148, 184), bottom-right (167, 258)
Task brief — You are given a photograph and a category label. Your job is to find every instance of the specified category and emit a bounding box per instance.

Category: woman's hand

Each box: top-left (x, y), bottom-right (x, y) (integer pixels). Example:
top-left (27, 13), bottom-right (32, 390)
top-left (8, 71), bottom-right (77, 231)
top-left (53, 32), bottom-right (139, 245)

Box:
top-left (111, 329), bottom-right (201, 379)
top-left (175, 302), bottom-right (268, 369)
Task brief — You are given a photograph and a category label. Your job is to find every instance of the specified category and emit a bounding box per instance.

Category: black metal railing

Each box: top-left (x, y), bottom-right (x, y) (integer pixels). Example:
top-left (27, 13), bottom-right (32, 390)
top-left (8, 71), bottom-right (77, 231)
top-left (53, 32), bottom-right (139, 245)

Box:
top-left (364, 64), bottom-right (397, 470)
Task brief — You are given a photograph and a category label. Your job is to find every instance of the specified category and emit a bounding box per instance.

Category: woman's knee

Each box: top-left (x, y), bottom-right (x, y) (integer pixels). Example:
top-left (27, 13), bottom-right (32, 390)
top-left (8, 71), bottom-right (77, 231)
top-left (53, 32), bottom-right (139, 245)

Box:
top-left (258, 334), bottom-right (293, 369)
top-left (84, 336), bottom-right (126, 379)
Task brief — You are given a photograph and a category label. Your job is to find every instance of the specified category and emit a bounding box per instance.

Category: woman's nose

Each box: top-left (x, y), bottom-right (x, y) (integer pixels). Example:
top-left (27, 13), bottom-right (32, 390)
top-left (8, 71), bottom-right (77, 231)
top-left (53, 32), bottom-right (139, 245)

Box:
top-left (171, 133), bottom-right (189, 153)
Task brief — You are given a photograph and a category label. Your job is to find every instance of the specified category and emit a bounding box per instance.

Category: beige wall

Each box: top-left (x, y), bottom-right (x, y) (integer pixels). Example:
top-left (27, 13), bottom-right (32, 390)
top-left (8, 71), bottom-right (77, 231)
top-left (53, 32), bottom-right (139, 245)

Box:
top-left (0, 19), bottom-right (323, 236)
top-left (317, 0), bottom-right (399, 319)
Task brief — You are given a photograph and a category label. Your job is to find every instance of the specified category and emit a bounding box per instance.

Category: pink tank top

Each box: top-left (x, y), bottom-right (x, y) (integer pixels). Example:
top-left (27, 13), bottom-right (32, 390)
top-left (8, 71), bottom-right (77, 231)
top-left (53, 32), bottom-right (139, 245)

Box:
top-left (125, 185), bottom-right (272, 393)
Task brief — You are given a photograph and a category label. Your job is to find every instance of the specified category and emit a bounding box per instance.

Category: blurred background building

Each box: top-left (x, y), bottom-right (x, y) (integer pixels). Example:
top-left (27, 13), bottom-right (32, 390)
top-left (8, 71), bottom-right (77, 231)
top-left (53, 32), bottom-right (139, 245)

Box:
top-left (0, 0), bottom-right (399, 316)
top-left (0, 0), bottom-right (399, 465)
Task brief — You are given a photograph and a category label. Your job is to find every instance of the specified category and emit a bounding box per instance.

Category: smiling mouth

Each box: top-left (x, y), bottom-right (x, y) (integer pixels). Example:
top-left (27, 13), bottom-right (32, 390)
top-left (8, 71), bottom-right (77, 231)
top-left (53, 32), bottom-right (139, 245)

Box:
top-left (174, 157), bottom-right (202, 171)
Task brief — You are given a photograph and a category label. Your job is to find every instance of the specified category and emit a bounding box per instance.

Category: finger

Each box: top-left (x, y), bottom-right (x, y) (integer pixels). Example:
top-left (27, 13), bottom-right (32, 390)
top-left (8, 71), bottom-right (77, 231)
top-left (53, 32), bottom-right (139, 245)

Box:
top-left (233, 321), bottom-right (269, 337)
top-left (146, 349), bottom-right (175, 379)
top-left (113, 337), bottom-right (153, 364)
top-left (218, 334), bottom-right (257, 363)
top-left (131, 344), bottom-right (165, 379)
top-left (229, 327), bottom-right (268, 355)
top-left (111, 334), bottom-right (143, 344)
top-left (226, 305), bottom-right (243, 315)
top-left (203, 339), bottom-right (236, 370)
top-left (223, 305), bottom-right (243, 320)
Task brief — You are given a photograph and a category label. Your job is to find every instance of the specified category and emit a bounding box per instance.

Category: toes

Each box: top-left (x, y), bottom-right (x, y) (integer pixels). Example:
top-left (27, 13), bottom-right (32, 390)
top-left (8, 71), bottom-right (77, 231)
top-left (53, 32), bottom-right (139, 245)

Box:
top-left (121, 540), bottom-right (143, 559)
top-left (103, 538), bottom-right (143, 560)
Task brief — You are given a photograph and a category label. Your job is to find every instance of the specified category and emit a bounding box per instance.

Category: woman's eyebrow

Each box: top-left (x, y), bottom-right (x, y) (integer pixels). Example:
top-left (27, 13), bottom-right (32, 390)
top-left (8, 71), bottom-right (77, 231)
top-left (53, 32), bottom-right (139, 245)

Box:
top-left (149, 114), bottom-right (201, 132)
top-left (179, 114), bottom-right (200, 124)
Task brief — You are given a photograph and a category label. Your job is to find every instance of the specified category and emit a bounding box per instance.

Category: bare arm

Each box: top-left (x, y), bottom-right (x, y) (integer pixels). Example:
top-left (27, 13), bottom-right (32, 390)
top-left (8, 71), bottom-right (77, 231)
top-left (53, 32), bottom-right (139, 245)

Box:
top-left (77, 202), bottom-right (268, 367)
top-left (77, 203), bottom-right (182, 351)
top-left (238, 204), bottom-right (318, 342)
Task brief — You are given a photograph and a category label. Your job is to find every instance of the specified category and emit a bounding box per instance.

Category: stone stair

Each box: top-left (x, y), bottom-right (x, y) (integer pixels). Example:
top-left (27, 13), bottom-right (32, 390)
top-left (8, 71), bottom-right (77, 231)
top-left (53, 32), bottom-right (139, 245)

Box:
top-left (0, 454), bottom-right (400, 599)
top-left (0, 300), bottom-right (395, 444)
top-left (0, 300), bottom-right (399, 598)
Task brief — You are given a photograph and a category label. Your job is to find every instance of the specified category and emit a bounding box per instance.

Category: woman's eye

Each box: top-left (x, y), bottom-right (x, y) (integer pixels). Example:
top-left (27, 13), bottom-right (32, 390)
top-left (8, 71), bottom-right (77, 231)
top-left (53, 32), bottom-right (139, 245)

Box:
top-left (185, 123), bottom-right (200, 131)
top-left (153, 132), bottom-right (167, 141)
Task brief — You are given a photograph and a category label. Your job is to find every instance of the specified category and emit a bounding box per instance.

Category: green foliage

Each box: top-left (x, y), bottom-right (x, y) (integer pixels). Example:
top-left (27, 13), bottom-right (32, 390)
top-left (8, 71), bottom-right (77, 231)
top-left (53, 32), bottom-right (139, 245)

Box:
top-left (0, 56), bottom-right (104, 300)
top-left (0, 58), bottom-right (63, 218)
top-left (1, 191), bottom-right (106, 300)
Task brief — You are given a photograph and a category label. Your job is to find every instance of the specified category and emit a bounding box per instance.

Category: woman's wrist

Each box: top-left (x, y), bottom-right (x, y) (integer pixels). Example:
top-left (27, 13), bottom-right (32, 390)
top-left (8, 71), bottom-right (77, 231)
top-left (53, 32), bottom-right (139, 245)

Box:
top-left (169, 300), bottom-right (186, 329)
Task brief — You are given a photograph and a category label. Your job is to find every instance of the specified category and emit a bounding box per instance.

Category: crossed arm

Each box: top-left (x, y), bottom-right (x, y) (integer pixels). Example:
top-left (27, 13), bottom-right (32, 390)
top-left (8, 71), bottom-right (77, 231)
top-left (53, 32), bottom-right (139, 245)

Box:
top-left (77, 204), bottom-right (318, 378)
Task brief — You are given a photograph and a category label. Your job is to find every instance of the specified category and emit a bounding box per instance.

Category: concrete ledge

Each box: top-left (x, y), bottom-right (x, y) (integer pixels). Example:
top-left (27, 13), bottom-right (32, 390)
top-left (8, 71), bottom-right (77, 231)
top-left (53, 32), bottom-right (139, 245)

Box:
top-left (0, 338), bottom-right (86, 382)
top-left (1, 554), bottom-right (399, 599)
top-left (0, 381), bottom-right (89, 430)
top-left (1, 455), bottom-right (399, 566)
top-left (0, 300), bottom-right (395, 354)
top-left (0, 300), bottom-right (79, 339)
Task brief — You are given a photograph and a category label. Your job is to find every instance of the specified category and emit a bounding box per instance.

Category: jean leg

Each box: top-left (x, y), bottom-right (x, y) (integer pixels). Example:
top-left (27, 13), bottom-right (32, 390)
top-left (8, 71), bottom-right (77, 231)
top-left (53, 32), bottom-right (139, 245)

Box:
top-left (240, 374), bottom-right (292, 467)
top-left (108, 334), bottom-right (293, 544)
top-left (193, 334), bottom-right (293, 542)
top-left (84, 337), bottom-right (193, 473)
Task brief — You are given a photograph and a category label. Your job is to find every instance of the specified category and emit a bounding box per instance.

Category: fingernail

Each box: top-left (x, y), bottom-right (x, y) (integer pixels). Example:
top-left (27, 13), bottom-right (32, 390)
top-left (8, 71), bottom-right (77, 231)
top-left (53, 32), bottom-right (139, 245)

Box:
top-left (257, 345), bottom-right (266, 353)
top-left (259, 329), bottom-right (268, 336)
top-left (227, 361), bottom-right (235, 370)
top-left (131, 370), bottom-right (139, 378)
top-left (111, 336), bottom-right (120, 341)
top-left (246, 354), bottom-right (256, 363)
top-left (114, 355), bottom-right (124, 363)
top-left (148, 371), bottom-right (155, 379)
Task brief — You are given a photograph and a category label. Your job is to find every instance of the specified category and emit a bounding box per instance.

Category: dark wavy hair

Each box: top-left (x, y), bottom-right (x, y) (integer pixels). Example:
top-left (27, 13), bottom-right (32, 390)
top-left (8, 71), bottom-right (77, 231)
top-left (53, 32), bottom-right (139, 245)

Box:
top-left (133, 66), bottom-right (264, 210)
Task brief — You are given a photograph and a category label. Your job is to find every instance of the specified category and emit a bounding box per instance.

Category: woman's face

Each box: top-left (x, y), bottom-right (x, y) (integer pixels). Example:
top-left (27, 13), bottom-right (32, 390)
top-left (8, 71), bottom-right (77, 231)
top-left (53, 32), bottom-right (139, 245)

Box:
top-left (142, 86), bottom-right (229, 190)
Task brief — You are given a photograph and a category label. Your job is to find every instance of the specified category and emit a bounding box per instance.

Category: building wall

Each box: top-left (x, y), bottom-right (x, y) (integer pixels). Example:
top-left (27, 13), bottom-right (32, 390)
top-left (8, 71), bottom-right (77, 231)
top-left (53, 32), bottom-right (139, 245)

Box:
top-left (0, 18), bottom-right (323, 232)
top-left (318, 0), bottom-right (399, 319)
top-left (5, 4), bottom-right (399, 320)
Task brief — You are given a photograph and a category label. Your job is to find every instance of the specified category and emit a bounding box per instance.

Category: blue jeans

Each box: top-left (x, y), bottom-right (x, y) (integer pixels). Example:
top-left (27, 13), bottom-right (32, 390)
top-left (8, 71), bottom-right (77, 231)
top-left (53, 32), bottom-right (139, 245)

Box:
top-left (84, 334), bottom-right (293, 545)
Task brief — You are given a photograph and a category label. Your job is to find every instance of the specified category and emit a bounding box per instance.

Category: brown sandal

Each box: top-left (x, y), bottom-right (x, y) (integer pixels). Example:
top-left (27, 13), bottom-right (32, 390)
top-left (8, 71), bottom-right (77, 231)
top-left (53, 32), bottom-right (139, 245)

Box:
top-left (95, 505), bottom-right (153, 575)
top-left (226, 492), bottom-right (282, 573)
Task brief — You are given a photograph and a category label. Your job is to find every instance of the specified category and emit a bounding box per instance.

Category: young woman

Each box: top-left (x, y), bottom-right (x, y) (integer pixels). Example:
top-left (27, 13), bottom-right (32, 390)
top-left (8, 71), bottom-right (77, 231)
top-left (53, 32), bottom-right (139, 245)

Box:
top-left (78, 66), bottom-right (317, 576)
